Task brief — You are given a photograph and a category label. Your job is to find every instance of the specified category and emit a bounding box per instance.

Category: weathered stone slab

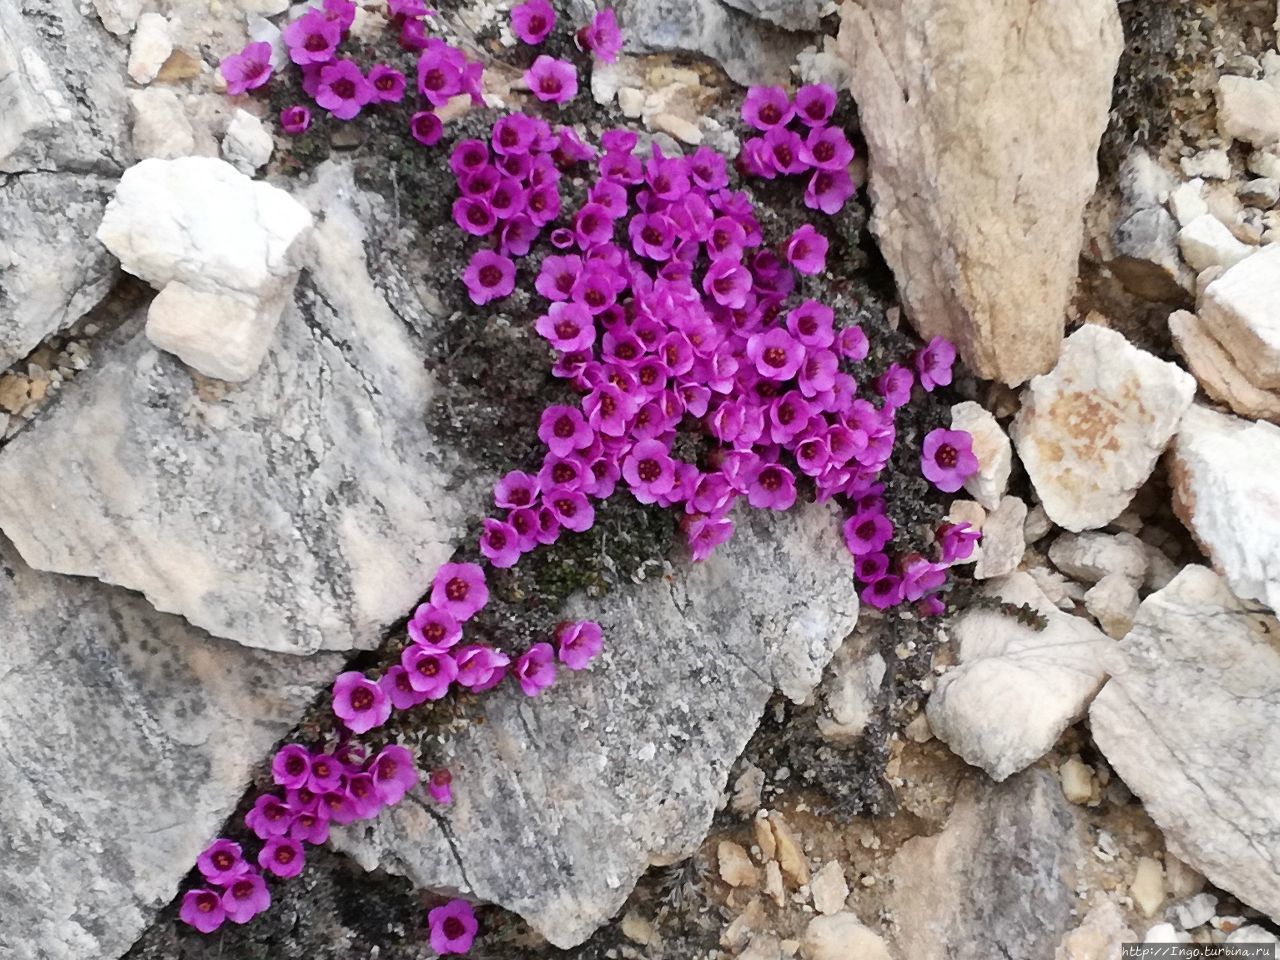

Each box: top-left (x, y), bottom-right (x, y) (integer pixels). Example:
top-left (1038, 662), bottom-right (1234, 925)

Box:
top-left (0, 535), bottom-right (339, 960)
top-left (332, 504), bottom-right (859, 948)
top-left (1091, 566), bottom-right (1280, 922)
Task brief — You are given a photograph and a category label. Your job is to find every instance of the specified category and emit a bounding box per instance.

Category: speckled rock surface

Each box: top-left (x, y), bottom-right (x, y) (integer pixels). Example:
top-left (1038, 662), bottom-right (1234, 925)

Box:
top-left (1091, 566), bottom-right (1280, 923)
top-left (616, 0), bottom-right (813, 86)
top-left (0, 535), bottom-right (340, 960)
top-left (837, 0), bottom-right (1122, 385)
top-left (0, 173), bottom-right (118, 368)
top-left (332, 504), bottom-right (859, 948)
top-left (0, 165), bottom-right (475, 654)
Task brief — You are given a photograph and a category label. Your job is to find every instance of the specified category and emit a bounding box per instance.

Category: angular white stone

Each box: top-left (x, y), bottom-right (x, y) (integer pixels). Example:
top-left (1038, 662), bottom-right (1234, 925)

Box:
top-left (1170, 405), bottom-right (1280, 612)
top-left (222, 108), bottom-right (273, 174)
top-left (927, 572), bottom-right (1118, 781)
top-left (1012, 325), bottom-right (1195, 532)
top-left (1218, 75), bottom-right (1280, 147)
top-left (1091, 566), bottom-right (1280, 922)
top-left (973, 495), bottom-right (1026, 580)
top-left (1084, 573), bottom-right (1140, 639)
top-left (129, 88), bottom-right (196, 159)
top-left (1048, 531), bottom-right (1148, 585)
top-left (97, 157), bottom-right (312, 382)
top-left (801, 913), bottom-right (891, 960)
top-left (1170, 309), bottom-right (1280, 423)
top-left (809, 861), bottom-right (850, 916)
top-left (1168, 179), bottom-right (1208, 226)
top-left (1178, 213), bottom-right (1254, 272)
top-left (836, 0), bottom-right (1122, 385)
top-left (950, 401), bottom-right (1011, 510)
top-left (127, 12), bottom-right (173, 84)
top-left (1199, 244), bottom-right (1280, 390)
top-left (93, 0), bottom-right (143, 35)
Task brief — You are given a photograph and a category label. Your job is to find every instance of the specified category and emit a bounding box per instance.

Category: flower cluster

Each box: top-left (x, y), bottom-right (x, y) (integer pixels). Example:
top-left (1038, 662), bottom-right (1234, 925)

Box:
top-left (218, 0), bottom-right (484, 142)
top-left (736, 84), bottom-right (857, 216)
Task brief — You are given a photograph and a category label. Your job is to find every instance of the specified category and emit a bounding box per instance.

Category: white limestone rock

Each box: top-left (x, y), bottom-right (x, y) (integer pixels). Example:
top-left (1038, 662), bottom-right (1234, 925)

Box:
top-left (1178, 213), bottom-right (1254, 272)
top-left (1091, 566), bottom-right (1280, 922)
top-left (1218, 75), bottom-right (1280, 148)
top-left (97, 157), bottom-right (312, 382)
top-left (1169, 405), bottom-right (1280, 612)
top-left (973, 495), bottom-right (1027, 580)
top-left (92, 0), bottom-right (143, 35)
top-left (129, 88), bottom-right (196, 159)
top-left (1048, 531), bottom-right (1149, 586)
top-left (927, 572), bottom-right (1119, 781)
top-left (1084, 573), bottom-right (1140, 639)
top-left (1198, 244), bottom-right (1280, 390)
top-left (835, 0), bottom-right (1122, 385)
top-left (817, 636), bottom-right (885, 744)
top-left (1168, 179), bottom-right (1209, 226)
top-left (1011, 325), bottom-right (1195, 532)
top-left (222, 108), bottom-right (273, 174)
top-left (127, 12), bottom-right (173, 85)
top-left (1170, 309), bottom-right (1280, 423)
top-left (950, 401), bottom-right (1012, 510)
top-left (801, 913), bottom-right (891, 960)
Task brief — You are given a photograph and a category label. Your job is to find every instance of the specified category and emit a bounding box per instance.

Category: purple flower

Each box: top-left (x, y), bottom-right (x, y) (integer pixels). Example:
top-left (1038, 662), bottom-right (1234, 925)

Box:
top-left (746, 461), bottom-right (797, 510)
top-left (400, 17), bottom-right (429, 49)
top-left (402, 644), bottom-right (459, 698)
top-left (258, 836), bottom-right (305, 879)
top-left (368, 63), bottom-right (407, 102)
top-left (198, 839), bottom-right (249, 886)
top-left (702, 258), bottom-right (752, 309)
top-left (921, 428), bottom-right (979, 493)
top-left (429, 899), bottom-right (479, 955)
top-left (686, 513), bottom-right (735, 561)
top-left (283, 11), bottom-right (341, 66)
top-left (428, 767), bottom-right (454, 805)
top-left (861, 574), bottom-right (904, 610)
top-left (479, 517), bottom-right (521, 568)
top-left (514, 642), bottom-right (557, 696)
top-left (914, 336), bottom-right (957, 391)
top-left (219, 41), bottom-right (273, 96)
top-left (315, 59), bottom-right (373, 120)
top-left (450, 138), bottom-right (489, 177)
top-left (372, 744), bottom-right (419, 805)
top-left (918, 595), bottom-right (947, 617)
top-left (876, 363), bottom-right (914, 407)
top-left (454, 644), bottom-right (511, 690)
top-left (280, 105), bottom-right (312, 135)
top-left (794, 83), bottom-right (837, 126)
top-left (544, 486), bottom-right (595, 531)
top-left (785, 224), bottom-right (828, 275)
top-left (854, 552), bottom-right (889, 583)
top-left (511, 0), bottom-right (555, 44)
top-left (306, 753), bottom-right (343, 793)
top-left (245, 794), bottom-right (294, 839)
top-left (431, 562), bottom-right (489, 621)
top-left (462, 250), bottom-right (516, 304)
top-left (786, 300), bottom-right (835, 348)
top-left (345, 772), bottom-right (383, 820)
top-left (539, 405), bottom-right (594, 456)
top-left (417, 45), bottom-right (462, 106)
top-left (492, 112), bottom-right (538, 154)
top-left (333, 671), bottom-right (391, 734)
top-left (937, 522), bottom-right (982, 563)
top-left (747, 328), bottom-right (804, 381)
top-left (272, 743), bottom-right (312, 790)
top-left (526, 55), bottom-right (578, 104)
top-left (800, 126), bottom-right (854, 171)
top-left (843, 510), bottom-right (893, 556)
top-left (574, 202), bottom-right (615, 246)
top-left (322, 0), bottom-right (356, 29)
top-left (804, 168), bottom-right (856, 215)
top-left (556, 620), bottom-right (603, 670)
top-left (494, 470), bottom-right (540, 509)
top-left (622, 439), bottom-right (676, 503)
top-left (536, 302), bottom-right (596, 352)
top-left (388, 0), bottom-right (429, 17)
top-left (741, 85), bottom-right (793, 130)
top-left (629, 212), bottom-right (676, 261)
top-left (410, 110), bottom-right (444, 146)
top-left (381, 664), bottom-right (430, 709)
top-left (453, 196), bottom-right (495, 236)
top-left (180, 889), bottom-right (226, 933)
top-left (763, 126), bottom-right (807, 175)
top-left (836, 325), bottom-right (869, 361)
top-left (900, 554), bottom-right (947, 602)
top-left (577, 8), bottom-right (623, 62)
top-left (288, 807), bottom-right (328, 845)
top-left (408, 602), bottom-right (463, 650)
top-left (221, 872), bottom-right (271, 925)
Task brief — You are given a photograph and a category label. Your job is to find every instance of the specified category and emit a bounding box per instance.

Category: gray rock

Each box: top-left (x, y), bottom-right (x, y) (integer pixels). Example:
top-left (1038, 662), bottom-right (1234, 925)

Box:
top-left (1111, 206), bottom-right (1193, 302)
top-left (0, 534), bottom-right (339, 960)
top-left (332, 504), bottom-right (858, 948)
top-left (888, 768), bottom-right (1083, 960)
top-left (718, 0), bottom-right (826, 31)
top-left (616, 0), bottom-right (813, 86)
top-left (1091, 566), bottom-right (1280, 923)
top-left (0, 172), bottom-right (117, 368)
top-left (0, 166), bottom-right (474, 654)
top-left (1239, 177), bottom-right (1280, 209)
top-left (0, 0), bottom-right (131, 174)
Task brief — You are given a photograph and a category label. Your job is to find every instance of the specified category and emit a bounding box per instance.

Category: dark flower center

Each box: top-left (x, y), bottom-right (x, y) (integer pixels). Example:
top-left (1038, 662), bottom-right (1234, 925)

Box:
top-left (425, 621), bottom-right (446, 641)
top-left (418, 658), bottom-right (440, 677)
top-left (585, 288), bottom-right (605, 307)
top-left (552, 463), bottom-right (576, 485)
top-left (396, 671), bottom-right (414, 692)
top-left (580, 213), bottom-right (599, 233)
top-left (935, 444), bottom-right (958, 469)
top-left (232, 880), bottom-right (254, 899)
top-left (539, 75), bottom-right (562, 94)
top-left (332, 78), bottom-right (355, 99)
top-left (760, 468), bottom-right (780, 490)
top-left (265, 803), bottom-right (285, 821)
top-left (479, 265), bottom-right (502, 287)
top-left (713, 275), bottom-right (734, 295)
top-left (198, 895), bottom-right (216, 912)
top-left (213, 852), bottom-right (233, 871)
top-left (423, 68), bottom-right (445, 90)
top-left (376, 74), bottom-right (396, 90)
top-left (530, 192), bottom-right (547, 212)
top-left (443, 917), bottom-right (466, 939)
top-left (792, 240), bottom-right (810, 260)
top-left (798, 316), bottom-right (817, 336)
top-left (773, 144), bottom-right (793, 166)
top-left (759, 103), bottom-right (781, 124)
top-left (378, 758), bottom-right (397, 778)
top-left (554, 415), bottom-right (575, 438)
top-left (777, 403), bottom-right (796, 424)
top-left (313, 761), bottom-right (331, 779)
top-left (763, 347), bottom-right (787, 367)
top-left (528, 13), bottom-right (546, 31)
top-left (350, 687), bottom-right (374, 711)
top-left (642, 226), bottom-right (663, 246)
top-left (286, 756), bottom-right (306, 775)
top-left (275, 846), bottom-right (296, 864)
top-left (488, 528), bottom-right (507, 549)
top-left (600, 394), bottom-right (616, 415)
top-left (467, 204), bottom-right (489, 225)
top-left (446, 577), bottom-right (469, 601)
top-left (556, 497), bottom-right (576, 517)
top-left (554, 320), bottom-right (580, 340)
top-left (856, 520), bottom-right (876, 540)
top-left (637, 459), bottom-right (660, 483)
top-left (813, 140), bottom-right (834, 162)
top-left (305, 34), bottom-right (329, 51)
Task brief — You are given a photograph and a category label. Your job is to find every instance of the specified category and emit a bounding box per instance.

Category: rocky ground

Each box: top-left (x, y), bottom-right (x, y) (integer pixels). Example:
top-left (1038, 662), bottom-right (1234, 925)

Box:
top-left (2, 0), bottom-right (1280, 959)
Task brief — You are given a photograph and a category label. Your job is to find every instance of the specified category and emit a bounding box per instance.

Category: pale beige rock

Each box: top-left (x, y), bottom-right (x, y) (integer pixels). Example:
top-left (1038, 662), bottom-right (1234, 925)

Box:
top-left (127, 13), bottom-right (173, 84)
top-left (904, 711), bottom-right (933, 743)
top-left (1169, 406), bottom-right (1280, 612)
top-left (722, 897), bottom-right (766, 951)
top-left (731, 763), bottom-right (765, 817)
top-left (1165, 856), bottom-right (1206, 900)
top-left (621, 911), bottom-right (655, 945)
top-left (810, 861), bottom-right (849, 916)
top-left (764, 860), bottom-right (786, 907)
top-left (1169, 310), bottom-right (1280, 423)
top-left (1050, 532), bottom-right (1149, 586)
top-left (1055, 902), bottom-right (1136, 960)
top-left (754, 816), bottom-right (776, 861)
top-left (221, 109), bottom-right (273, 174)
top-left (1198, 244), bottom-right (1280, 390)
top-left (1218, 75), bottom-right (1280, 147)
top-left (817, 637), bottom-right (885, 743)
top-left (1169, 179), bottom-right (1209, 226)
top-left (1058, 756), bottom-right (1094, 805)
top-left (801, 913), bottom-right (891, 960)
top-left (1012, 325), bottom-right (1195, 532)
top-left (649, 112), bottom-right (702, 145)
top-left (1024, 503), bottom-right (1054, 544)
top-left (1178, 214), bottom-right (1254, 272)
top-left (129, 89), bottom-right (195, 159)
top-left (718, 841), bottom-right (760, 888)
top-left (741, 934), bottom-right (784, 960)
top-left (1085, 574), bottom-right (1140, 639)
top-left (835, 0), bottom-right (1122, 385)
top-left (146, 282), bottom-right (282, 383)
top-left (974, 496), bottom-right (1027, 579)
top-left (1132, 857), bottom-right (1166, 917)
top-left (769, 813), bottom-right (810, 886)
top-left (950, 401), bottom-right (1012, 510)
